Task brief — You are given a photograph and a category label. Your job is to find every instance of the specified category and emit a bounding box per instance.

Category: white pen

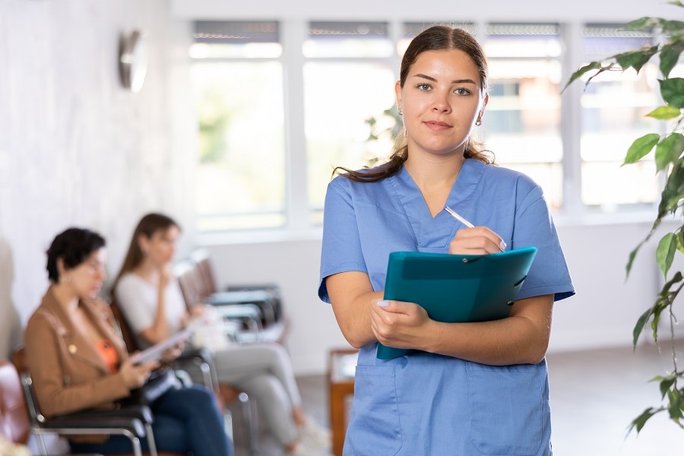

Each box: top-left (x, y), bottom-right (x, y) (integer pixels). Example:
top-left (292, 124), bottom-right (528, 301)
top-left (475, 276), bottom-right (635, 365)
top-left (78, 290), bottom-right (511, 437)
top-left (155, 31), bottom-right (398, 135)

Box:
top-left (444, 205), bottom-right (507, 250)
top-left (444, 205), bottom-right (474, 228)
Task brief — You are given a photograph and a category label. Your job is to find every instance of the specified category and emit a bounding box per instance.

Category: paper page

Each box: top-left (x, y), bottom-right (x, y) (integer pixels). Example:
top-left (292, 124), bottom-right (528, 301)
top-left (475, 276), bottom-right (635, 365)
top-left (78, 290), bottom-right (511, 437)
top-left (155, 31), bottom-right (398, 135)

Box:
top-left (128, 323), bottom-right (197, 365)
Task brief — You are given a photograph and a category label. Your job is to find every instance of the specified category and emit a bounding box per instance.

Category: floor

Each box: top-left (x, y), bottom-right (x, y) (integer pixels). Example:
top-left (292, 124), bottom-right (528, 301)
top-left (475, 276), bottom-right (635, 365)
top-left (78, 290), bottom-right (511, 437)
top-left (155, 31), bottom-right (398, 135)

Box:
top-left (231, 341), bottom-right (684, 456)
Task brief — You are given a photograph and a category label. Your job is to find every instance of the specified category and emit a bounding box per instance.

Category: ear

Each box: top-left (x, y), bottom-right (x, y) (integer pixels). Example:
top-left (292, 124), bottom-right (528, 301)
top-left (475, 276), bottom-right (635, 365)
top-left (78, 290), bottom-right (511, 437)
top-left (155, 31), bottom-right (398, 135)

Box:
top-left (56, 257), bottom-right (66, 275)
top-left (477, 92), bottom-right (489, 124)
top-left (394, 80), bottom-right (403, 115)
top-left (137, 233), bottom-right (150, 254)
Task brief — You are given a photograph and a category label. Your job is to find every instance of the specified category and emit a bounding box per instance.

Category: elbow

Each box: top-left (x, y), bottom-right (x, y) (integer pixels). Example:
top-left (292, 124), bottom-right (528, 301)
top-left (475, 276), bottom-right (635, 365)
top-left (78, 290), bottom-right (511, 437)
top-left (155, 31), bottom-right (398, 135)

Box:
top-left (521, 341), bottom-right (549, 365)
top-left (338, 323), bottom-right (373, 350)
top-left (345, 335), bottom-right (368, 350)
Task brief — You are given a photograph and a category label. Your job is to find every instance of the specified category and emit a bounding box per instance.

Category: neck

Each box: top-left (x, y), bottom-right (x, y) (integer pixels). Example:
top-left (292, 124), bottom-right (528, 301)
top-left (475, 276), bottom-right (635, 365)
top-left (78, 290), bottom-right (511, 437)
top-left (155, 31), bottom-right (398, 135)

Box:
top-left (404, 152), bottom-right (465, 190)
top-left (52, 282), bottom-right (79, 313)
top-left (134, 258), bottom-right (161, 282)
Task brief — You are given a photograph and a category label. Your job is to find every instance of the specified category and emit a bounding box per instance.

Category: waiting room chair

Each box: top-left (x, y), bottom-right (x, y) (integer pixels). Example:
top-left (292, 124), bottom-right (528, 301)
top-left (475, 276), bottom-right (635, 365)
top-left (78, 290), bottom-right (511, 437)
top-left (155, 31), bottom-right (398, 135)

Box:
top-left (184, 251), bottom-right (289, 345)
top-left (8, 351), bottom-right (174, 456)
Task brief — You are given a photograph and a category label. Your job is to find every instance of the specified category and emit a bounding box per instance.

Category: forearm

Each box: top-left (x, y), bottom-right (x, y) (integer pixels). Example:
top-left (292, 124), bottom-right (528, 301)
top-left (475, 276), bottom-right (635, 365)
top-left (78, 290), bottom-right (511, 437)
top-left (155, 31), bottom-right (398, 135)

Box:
top-left (141, 289), bottom-right (171, 344)
top-left (327, 271), bottom-right (383, 348)
top-left (332, 291), bottom-right (383, 348)
top-left (423, 314), bottom-right (550, 365)
top-left (373, 295), bottom-right (554, 365)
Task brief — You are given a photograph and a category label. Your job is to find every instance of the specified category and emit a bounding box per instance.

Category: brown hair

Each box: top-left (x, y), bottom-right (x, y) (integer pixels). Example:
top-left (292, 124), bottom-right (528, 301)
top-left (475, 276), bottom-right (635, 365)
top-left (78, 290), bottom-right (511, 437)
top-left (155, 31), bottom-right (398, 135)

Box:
top-left (336, 25), bottom-right (493, 182)
top-left (111, 212), bottom-right (180, 294)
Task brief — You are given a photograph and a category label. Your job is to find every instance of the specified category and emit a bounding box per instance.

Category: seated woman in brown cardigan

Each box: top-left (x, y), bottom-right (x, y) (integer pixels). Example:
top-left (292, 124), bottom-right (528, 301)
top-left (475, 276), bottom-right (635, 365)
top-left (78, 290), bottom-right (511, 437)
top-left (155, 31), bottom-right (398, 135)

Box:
top-left (24, 227), bottom-right (232, 455)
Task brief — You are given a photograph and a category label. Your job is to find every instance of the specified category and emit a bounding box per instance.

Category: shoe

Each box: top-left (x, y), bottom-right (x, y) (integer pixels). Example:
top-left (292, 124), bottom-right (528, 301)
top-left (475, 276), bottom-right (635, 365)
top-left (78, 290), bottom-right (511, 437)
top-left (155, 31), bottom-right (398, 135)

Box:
top-left (299, 417), bottom-right (332, 449)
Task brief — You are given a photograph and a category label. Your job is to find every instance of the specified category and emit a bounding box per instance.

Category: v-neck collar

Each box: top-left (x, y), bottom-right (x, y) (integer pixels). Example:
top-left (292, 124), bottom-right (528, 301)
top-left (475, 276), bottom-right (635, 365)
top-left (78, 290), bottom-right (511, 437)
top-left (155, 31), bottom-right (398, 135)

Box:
top-left (388, 159), bottom-right (485, 251)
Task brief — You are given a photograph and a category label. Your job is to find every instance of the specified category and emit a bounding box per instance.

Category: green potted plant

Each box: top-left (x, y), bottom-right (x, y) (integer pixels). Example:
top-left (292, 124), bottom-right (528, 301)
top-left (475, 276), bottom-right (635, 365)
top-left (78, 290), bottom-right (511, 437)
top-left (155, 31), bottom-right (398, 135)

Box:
top-left (565, 1), bottom-right (684, 433)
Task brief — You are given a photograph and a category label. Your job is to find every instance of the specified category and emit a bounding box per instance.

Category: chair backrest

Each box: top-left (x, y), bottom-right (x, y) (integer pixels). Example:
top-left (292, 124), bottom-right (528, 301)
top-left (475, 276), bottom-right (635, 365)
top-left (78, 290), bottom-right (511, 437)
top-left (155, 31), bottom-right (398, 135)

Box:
top-left (174, 260), bottom-right (206, 308)
top-left (111, 298), bottom-right (142, 353)
top-left (0, 361), bottom-right (30, 444)
top-left (190, 250), bottom-right (218, 296)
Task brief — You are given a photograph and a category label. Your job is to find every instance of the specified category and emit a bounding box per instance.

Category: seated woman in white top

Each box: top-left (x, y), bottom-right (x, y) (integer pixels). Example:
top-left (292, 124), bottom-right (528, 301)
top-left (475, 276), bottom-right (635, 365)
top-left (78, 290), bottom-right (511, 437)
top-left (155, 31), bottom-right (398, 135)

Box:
top-left (112, 213), bottom-right (329, 456)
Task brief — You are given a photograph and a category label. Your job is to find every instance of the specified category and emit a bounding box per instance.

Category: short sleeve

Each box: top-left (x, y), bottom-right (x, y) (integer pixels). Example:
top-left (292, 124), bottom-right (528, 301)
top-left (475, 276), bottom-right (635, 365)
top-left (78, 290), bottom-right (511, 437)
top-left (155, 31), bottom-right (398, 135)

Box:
top-left (318, 177), bottom-right (368, 303)
top-left (512, 184), bottom-right (574, 302)
top-left (114, 275), bottom-right (155, 333)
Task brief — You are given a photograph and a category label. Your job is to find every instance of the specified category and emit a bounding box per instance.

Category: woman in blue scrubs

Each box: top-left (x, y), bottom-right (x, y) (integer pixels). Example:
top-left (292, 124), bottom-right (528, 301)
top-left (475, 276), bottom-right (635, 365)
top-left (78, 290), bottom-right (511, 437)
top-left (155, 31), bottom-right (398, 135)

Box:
top-left (318, 26), bottom-right (574, 455)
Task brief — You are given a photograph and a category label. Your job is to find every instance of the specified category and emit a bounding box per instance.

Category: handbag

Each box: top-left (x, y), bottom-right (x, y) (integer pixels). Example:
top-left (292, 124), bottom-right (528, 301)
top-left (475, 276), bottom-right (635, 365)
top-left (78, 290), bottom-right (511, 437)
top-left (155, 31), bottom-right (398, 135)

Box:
top-left (123, 368), bottom-right (180, 405)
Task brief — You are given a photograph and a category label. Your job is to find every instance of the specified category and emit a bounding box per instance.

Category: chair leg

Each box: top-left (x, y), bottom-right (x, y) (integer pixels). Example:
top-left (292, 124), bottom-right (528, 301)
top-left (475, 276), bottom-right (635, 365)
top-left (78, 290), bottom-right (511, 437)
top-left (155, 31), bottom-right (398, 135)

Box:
top-left (145, 423), bottom-right (158, 456)
top-left (239, 392), bottom-right (259, 456)
top-left (34, 431), bottom-right (49, 455)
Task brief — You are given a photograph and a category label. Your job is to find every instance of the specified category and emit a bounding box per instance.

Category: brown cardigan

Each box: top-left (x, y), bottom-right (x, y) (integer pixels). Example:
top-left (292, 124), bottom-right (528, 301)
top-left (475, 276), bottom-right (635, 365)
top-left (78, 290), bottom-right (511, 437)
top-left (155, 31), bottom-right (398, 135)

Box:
top-left (24, 286), bottom-right (131, 418)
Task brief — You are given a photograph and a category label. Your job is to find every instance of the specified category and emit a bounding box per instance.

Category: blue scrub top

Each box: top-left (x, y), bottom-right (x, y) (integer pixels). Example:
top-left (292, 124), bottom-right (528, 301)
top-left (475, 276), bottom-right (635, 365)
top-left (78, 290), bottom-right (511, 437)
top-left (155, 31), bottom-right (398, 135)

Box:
top-left (319, 159), bottom-right (574, 456)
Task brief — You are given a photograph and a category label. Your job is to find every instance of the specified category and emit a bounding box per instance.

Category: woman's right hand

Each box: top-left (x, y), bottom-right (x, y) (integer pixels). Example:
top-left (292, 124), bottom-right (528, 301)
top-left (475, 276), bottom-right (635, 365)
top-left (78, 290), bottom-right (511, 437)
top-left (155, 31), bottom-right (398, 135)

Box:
top-left (449, 226), bottom-right (506, 255)
top-left (159, 265), bottom-right (171, 290)
top-left (119, 358), bottom-right (158, 389)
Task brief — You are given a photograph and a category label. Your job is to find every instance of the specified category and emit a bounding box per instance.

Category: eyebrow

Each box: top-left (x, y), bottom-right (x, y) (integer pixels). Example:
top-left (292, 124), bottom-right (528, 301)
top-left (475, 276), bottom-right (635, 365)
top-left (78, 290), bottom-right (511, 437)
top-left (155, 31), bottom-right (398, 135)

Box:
top-left (413, 73), bottom-right (478, 85)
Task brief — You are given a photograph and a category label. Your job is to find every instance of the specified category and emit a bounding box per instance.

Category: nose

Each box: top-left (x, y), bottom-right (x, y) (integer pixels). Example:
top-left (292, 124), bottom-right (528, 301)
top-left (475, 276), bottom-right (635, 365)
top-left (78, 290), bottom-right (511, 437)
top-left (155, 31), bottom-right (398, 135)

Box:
top-left (432, 92), bottom-right (451, 114)
top-left (98, 265), bottom-right (107, 281)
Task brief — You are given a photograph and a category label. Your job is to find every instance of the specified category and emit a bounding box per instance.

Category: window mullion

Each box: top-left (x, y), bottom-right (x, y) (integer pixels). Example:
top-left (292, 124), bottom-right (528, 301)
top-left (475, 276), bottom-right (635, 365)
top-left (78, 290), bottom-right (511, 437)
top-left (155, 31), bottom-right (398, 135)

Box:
top-left (560, 21), bottom-right (584, 216)
top-left (281, 19), bottom-right (310, 232)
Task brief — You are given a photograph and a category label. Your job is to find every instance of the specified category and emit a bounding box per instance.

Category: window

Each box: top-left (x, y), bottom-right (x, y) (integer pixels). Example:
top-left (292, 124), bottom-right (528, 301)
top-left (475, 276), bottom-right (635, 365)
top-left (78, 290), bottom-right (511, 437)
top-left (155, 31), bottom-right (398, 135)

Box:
top-left (483, 23), bottom-right (564, 210)
top-left (303, 22), bottom-right (396, 223)
top-left (188, 20), bottom-right (663, 234)
top-left (190, 21), bottom-right (286, 231)
top-left (580, 24), bottom-right (659, 209)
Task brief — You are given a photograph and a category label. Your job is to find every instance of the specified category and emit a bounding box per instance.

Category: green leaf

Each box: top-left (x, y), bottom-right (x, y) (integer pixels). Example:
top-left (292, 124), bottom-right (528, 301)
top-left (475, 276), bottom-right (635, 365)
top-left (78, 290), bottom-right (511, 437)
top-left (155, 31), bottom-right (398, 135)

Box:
top-left (658, 161), bottom-right (684, 217)
top-left (656, 133), bottom-right (684, 171)
top-left (668, 1), bottom-right (684, 8)
top-left (652, 374), bottom-right (677, 399)
top-left (677, 230), bottom-right (684, 254)
top-left (647, 105), bottom-right (682, 120)
top-left (623, 134), bottom-right (660, 165)
top-left (667, 389), bottom-right (684, 420)
top-left (615, 46), bottom-right (658, 73)
top-left (660, 41), bottom-right (684, 78)
top-left (633, 308), bottom-right (653, 347)
top-left (661, 78), bottom-right (684, 108)
top-left (626, 242), bottom-right (644, 277)
top-left (662, 20), bottom-right (684, 34)
top-left (656, 233), bottom-right (677, 277)
top-left (562, 61), bottom-right (602, 92)
top-left (624, 17), bottom-right (660, 32)
top-left (629, 407), bottom-right (662, 434)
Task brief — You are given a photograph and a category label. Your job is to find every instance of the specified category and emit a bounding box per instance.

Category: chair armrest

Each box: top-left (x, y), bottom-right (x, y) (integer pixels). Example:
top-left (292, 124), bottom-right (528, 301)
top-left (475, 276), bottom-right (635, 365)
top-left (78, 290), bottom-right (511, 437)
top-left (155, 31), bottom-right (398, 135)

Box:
top-left (213, 304), bottom-right (261, 321)
top-left (61, 405), bottom-right (153, 424)
top-left (43, 413), bottom-right (146, 438)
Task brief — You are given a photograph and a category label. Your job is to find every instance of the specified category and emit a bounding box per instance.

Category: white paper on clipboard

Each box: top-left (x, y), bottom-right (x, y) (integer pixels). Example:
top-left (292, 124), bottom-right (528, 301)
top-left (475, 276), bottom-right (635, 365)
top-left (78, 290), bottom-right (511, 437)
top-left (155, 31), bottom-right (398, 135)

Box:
top-left (128, 322), bottom-right (198, 365)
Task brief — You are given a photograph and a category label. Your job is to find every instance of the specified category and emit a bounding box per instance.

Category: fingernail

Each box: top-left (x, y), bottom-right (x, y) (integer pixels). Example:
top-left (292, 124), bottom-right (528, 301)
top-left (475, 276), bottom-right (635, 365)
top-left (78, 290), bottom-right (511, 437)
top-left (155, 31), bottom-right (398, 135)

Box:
top-left (499, 241), bottom-right (507, 251)
top-left (376, 299), bottom-right (389, 308)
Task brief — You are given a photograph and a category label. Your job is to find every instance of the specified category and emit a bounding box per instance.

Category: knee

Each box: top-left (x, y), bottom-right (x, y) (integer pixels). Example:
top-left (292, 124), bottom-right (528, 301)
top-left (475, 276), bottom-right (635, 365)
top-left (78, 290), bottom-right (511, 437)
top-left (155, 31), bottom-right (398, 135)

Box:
top-left (174, 385), bottom-right (217, 411)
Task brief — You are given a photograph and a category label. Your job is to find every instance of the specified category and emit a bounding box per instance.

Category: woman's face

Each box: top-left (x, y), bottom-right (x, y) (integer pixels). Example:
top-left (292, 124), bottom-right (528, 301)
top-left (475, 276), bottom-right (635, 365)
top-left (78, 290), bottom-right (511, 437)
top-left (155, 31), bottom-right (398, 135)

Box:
top-left (395, 49), bottom-right (488, 158)
top-left (60, 248), bottom-right (107, 299)
top-left (141, 225), bottom-right (180, 267)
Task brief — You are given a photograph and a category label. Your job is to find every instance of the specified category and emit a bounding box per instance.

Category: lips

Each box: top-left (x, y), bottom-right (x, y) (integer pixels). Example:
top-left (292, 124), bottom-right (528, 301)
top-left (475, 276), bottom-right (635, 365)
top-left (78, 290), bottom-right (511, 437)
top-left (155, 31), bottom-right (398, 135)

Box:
top-left (424, 120), bottom-right (452, 130)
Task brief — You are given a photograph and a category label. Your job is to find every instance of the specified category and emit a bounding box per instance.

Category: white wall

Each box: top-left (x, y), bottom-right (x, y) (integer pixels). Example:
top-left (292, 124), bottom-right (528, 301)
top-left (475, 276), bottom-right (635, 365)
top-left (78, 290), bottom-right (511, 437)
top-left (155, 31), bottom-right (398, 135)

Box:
top-left (0, 0), bottom-right (196, 358)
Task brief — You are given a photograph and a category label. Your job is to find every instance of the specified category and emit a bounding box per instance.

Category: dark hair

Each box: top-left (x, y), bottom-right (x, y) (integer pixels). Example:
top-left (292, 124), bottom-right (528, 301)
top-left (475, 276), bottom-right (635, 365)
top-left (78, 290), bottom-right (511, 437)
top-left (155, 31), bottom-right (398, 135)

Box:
top-left (337, 25), bottom-right (493, 182)
top-left (46, 228), bottom-right (106, 283)
top-left (111, 212), bottom-right (180, 292)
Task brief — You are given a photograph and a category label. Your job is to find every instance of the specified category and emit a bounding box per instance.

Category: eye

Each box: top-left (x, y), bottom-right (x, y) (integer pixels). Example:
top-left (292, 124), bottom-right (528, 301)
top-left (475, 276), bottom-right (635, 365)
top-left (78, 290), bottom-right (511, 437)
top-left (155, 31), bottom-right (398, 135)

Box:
top-left (454, 87), bottom-right (472, 96)
top-left (416, 83), bottom-right (432, 91)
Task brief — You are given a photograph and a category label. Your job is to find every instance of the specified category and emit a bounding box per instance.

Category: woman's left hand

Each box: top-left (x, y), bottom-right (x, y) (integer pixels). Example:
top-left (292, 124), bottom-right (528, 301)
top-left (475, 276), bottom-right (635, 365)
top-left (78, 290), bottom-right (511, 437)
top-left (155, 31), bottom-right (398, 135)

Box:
top-left (160, 341), bottom-right (184, 363)
top-left (369, 299), bottom-right (432, 349)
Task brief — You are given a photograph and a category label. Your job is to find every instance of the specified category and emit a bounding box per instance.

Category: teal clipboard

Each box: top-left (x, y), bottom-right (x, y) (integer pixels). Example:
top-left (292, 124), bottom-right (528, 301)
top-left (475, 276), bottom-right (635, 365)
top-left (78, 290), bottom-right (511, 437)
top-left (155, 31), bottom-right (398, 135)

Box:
top-left (377, 246), bottom-right (537, 360)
